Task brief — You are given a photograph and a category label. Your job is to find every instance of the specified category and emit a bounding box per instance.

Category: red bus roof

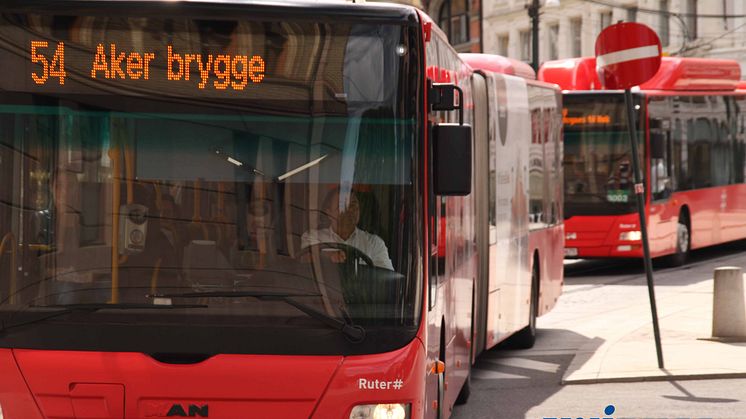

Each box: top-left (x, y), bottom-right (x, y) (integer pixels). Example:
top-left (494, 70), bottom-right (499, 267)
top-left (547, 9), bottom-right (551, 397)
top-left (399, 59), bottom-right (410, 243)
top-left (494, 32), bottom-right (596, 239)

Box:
top-left (460, 53), bottom-right (536, 80)
top-left (539, 56), bottom-right (741, 91)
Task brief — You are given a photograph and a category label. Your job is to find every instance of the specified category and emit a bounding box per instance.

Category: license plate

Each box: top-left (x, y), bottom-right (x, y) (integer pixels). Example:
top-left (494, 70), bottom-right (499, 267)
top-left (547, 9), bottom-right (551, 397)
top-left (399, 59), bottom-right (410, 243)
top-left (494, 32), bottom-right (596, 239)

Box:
top-left (564, 247), bottom-right (578, 257)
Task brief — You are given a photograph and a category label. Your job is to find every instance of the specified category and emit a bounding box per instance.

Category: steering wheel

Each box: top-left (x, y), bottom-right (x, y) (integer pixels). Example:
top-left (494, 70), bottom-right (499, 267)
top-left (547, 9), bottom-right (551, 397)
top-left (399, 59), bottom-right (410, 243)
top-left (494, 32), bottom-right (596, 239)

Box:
top-left (299, 242), bottom-right (375, 268)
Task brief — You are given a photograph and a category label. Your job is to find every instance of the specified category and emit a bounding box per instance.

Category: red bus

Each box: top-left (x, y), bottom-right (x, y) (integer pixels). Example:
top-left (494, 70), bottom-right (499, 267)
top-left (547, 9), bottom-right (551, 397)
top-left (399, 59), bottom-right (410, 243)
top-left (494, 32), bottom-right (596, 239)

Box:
top-left (0, 2), bottom-right (562, 418)
top-left (539, 56), bottom-right (745, 264)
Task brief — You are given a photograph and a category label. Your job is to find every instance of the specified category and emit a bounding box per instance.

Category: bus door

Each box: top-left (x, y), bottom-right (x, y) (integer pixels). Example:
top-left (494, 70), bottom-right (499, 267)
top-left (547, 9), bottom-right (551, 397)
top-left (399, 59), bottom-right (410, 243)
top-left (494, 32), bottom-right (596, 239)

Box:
top-left (649, 114), bottom-right (676, 253)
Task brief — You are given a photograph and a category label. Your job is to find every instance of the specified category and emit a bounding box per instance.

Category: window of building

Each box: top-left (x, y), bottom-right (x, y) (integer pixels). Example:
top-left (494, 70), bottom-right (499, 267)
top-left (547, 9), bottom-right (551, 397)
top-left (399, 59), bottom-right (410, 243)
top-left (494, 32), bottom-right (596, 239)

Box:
top-left (438, 0), bottom-right (470, 46)
top-left (725, 0), bottom-right (735, 31)
top-left (497, 34), bottom-right (509, 56)
top-left (570, 17), bottom-right (582, 57)
top-left (659, 0), bottom-right (670, 46)
top-left (520, 30), bottom-right (532, 62)
top-left (548, 24), bottom-right (559, 60)
top-left (686, 0), bottom-right (697, 40)
top-left (627, 7), bottom-right (638, 23)
top-left (600, 10), bottom-right (612, 30)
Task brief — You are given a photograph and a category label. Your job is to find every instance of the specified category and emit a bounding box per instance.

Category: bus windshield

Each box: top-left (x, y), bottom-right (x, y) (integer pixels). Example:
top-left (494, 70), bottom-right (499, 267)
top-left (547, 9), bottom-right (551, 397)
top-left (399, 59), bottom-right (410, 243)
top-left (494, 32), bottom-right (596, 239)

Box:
top-left (0, 10), bottom-right (421, 355)
top-left (562, 93), bottom-right (642, 217)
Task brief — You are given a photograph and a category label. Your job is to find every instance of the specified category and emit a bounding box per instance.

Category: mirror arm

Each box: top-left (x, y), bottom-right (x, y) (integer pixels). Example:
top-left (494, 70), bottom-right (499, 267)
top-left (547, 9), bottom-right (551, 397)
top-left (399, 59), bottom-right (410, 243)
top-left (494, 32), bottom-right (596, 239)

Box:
top-left (453, 85), bottom-right (464, 126)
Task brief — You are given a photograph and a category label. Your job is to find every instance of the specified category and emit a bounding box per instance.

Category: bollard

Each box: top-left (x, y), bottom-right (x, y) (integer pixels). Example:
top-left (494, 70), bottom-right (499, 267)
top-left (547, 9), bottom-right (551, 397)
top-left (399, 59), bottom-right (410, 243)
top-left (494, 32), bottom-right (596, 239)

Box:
top-left (712, 266), bottom-right (746, 338)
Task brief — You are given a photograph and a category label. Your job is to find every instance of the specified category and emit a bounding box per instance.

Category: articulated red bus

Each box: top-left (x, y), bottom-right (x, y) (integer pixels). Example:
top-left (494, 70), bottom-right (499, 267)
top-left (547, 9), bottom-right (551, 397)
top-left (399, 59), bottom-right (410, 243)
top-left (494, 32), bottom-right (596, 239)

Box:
top-left (460, 53), bottom-right (565, 356)
top-left (540, 56), bottom-right (745, 264)
top-left (0, 1), bottom-right (562, 418)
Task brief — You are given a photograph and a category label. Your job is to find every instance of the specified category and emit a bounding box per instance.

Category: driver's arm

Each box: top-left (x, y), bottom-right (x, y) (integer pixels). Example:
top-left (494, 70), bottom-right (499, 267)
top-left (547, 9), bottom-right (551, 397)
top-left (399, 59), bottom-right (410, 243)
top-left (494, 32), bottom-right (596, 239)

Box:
top-left (300, 231), bottom-right (315, 249)
top-left (368, 235), bottom-right (394, 271)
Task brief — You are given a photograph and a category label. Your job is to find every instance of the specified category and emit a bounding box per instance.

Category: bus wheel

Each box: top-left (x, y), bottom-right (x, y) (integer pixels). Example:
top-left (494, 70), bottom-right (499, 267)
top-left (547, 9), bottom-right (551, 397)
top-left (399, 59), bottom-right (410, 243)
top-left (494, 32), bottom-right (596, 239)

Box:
top-left (509, 260), bottom-right (539, 349)
top-left (668, 216), bottom-right (690, 267)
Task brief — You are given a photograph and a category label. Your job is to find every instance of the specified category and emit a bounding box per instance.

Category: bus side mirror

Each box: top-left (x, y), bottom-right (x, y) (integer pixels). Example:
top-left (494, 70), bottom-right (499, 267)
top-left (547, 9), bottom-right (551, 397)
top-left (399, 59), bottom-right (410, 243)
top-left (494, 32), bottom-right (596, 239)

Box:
top-left (650, 133), bottom-right (665, 159)
top-left (433, 123), bottom-right (472, 196)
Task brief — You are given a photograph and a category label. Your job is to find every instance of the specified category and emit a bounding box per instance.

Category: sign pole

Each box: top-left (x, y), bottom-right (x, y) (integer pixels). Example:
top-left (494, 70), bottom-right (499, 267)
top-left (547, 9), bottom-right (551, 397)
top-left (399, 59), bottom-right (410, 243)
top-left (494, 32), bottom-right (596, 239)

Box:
top-left (623, 87), bottom-right (664, 369)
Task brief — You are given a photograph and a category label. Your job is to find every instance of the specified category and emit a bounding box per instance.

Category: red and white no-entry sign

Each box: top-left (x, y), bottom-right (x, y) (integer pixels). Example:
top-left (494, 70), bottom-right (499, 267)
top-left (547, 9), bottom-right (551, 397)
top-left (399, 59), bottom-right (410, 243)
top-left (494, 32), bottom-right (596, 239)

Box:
top-left (595, 22), bottom-right (662, 90)
top-left (596, 22), bottom-right (666, 370)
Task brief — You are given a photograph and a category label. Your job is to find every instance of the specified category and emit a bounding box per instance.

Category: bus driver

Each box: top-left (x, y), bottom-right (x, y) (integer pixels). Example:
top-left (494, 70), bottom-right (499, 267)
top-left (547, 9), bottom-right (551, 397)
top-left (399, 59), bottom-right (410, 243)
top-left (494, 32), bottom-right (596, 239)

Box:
top-left (301, 188), bottom-right (394, 271)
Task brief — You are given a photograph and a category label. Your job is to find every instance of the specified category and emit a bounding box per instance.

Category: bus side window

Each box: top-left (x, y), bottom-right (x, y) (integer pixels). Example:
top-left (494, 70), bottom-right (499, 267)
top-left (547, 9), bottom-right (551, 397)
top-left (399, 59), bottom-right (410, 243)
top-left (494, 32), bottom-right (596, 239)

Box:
top-left (710, 96), bottom-right (732, 187)
top-left (672, 117), bottom-right (685, 191)
top-left (731, 96), bottom-right (746, 184)
top-left (649, 116), bottom-right (669, 201)
top-left (650, 130), bottom-right (671, 201)
top-left (689, 117), bottom-right (713, 188)
top-left (528, 97), bottom-right (545, 227)
top-left (734, 96), bottom-right (746, 184)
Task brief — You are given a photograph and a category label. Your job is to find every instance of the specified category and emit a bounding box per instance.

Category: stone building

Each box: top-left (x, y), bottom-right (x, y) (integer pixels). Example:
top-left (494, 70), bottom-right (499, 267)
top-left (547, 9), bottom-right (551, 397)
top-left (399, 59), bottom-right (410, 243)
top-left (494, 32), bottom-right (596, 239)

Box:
top-left (423, 0), bottom-right (483, 52)
top-left (370, 0), bottom-right (483, 52)
top-left (482, 0), bottom-right (746, 71)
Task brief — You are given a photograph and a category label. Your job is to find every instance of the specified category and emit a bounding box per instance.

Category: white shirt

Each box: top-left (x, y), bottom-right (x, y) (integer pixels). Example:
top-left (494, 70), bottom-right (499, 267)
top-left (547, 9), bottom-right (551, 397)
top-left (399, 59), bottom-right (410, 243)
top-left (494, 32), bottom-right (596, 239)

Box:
top-left (301, 227), bottom-right (394, 271)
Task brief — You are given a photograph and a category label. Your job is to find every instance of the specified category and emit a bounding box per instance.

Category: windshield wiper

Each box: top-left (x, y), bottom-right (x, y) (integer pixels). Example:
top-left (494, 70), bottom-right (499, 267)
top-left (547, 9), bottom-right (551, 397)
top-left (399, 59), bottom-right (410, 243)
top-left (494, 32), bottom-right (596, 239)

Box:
top-left (211, 147), bottom-right (266, 178)
top-left (277, 155), bottom-right (327, 182)
top-left (0, 302), bottom-right (207, 336)
top-left (154, 291), bottom-right (366, 342)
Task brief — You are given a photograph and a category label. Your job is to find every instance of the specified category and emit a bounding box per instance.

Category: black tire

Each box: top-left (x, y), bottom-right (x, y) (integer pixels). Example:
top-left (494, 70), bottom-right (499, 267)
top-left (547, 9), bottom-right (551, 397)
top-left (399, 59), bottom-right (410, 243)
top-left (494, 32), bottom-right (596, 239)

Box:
top-left (509, 261), bottom-right (539, 349)
top-left (667, 216), bottom-right (690, 267)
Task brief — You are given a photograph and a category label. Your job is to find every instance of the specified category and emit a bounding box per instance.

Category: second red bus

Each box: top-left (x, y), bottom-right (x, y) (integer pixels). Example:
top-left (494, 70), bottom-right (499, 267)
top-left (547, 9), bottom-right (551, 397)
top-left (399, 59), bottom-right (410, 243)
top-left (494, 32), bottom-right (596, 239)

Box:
top-left (540, 56), bottom-right (745, 264)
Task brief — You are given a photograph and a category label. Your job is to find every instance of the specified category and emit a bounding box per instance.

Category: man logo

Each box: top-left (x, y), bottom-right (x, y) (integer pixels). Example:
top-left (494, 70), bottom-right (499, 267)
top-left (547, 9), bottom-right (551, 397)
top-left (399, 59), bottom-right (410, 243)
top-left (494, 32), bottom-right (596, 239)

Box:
top-left (166, 404), bottom-right (209, 417)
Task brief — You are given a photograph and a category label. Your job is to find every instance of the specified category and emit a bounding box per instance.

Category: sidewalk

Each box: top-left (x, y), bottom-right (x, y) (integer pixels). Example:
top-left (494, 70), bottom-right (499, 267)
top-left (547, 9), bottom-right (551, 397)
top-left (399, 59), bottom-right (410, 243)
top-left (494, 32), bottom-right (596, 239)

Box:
top-left (540, 261), bottom-right (746, 384)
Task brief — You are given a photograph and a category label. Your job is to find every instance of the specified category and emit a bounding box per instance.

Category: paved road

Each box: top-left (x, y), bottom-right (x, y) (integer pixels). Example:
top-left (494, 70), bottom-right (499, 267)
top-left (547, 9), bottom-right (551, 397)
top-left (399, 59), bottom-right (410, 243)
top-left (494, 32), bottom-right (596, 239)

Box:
top-left (452, 240), bottom-right (746, 419)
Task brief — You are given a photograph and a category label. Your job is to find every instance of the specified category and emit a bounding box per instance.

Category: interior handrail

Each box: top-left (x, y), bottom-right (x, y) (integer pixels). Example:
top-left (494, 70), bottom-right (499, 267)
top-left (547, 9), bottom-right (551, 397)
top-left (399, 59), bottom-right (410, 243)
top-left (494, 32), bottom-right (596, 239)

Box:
top-left (108, 146), bottom-right (121, 303)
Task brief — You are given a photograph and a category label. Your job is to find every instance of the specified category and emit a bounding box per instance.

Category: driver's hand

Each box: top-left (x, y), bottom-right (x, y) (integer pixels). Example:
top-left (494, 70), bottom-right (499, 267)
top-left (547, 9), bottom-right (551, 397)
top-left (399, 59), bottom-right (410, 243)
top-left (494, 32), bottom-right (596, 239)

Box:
top-left (324, 249), bottom-right (347, 263)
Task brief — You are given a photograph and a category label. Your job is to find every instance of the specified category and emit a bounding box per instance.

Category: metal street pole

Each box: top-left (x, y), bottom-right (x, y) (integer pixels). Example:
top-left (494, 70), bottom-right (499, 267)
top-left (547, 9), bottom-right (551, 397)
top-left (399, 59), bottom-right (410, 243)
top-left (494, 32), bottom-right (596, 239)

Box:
top-left (528, 0), bottom-right (540, 72)
top-left (624, 88), bottom-right (664, 369)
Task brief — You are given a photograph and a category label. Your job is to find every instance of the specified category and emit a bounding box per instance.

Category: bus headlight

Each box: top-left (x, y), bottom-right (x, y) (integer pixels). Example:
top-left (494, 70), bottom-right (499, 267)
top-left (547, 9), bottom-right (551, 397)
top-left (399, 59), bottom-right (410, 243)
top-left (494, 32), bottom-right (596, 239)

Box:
top-left (349, 403), bottom-right (410, 419)
top-left (619, 231), bottom-right (642, 241)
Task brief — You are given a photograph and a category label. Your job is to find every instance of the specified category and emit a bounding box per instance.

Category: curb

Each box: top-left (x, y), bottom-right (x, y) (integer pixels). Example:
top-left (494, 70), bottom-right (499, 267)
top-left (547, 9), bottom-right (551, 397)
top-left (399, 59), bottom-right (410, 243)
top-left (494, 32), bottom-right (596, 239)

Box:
top-left (563, 371), bottom-right (746, 385)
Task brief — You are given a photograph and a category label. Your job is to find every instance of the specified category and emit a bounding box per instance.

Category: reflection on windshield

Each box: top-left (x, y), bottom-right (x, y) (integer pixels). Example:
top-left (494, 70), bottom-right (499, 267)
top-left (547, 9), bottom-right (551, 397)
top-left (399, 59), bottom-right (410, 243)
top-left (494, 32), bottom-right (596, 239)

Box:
top-left (565, 131), bottom-right (635, 200)
top-left (0, 108), bottom-right (415, 328)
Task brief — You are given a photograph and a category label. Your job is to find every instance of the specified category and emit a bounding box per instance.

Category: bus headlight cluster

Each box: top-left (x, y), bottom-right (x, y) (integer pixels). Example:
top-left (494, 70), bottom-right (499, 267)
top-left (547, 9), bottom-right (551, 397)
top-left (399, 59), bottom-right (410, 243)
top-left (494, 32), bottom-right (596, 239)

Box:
top-left (349, 403), bottom-right (410, 419)
top-left (619, 231), bottom-right (642, 241)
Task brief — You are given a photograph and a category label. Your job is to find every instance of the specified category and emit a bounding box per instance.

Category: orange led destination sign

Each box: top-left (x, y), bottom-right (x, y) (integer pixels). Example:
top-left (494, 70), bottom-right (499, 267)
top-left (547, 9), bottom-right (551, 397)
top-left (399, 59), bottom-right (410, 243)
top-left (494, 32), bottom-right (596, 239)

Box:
top-left (562, 108), bottom-right (612, 126)
top-left (30, 41), bottom-right (266, 91)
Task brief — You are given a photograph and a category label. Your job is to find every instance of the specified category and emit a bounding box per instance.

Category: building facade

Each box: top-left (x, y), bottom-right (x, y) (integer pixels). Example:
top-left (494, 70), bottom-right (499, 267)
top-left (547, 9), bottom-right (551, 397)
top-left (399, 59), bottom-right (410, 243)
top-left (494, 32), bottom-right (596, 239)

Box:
top-left (424, 0), bottom-right (483, 52)
top-left (483, 0), bottom-right (746, 72)
top-left (368, 0), bottom-right (482, 52)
